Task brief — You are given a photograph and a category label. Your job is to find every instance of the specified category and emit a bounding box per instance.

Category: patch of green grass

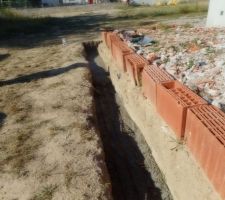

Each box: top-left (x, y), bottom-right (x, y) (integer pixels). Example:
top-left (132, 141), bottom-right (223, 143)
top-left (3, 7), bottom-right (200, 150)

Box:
top-left (0, 2), bottom-right (208, 39)
top-left (30, 184), bottom-right (57, 200)
top-left (187, 59), bottom-right (194, 69)
top-left (105, 2), bottom-right (208, 29)
top-left (117, 1), bottom-right (208, 19)
top-left (182, 23), bottom-right (193, 28)
top-left (0, 8), bottom-right (55, 37)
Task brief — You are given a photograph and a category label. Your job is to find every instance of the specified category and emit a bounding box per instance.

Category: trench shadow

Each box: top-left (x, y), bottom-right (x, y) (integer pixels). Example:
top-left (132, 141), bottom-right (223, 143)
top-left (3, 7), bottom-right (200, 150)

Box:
top-left (0, 62), bottom-right (88, 87)
top-left (84, 44), bottom-right (163, 200)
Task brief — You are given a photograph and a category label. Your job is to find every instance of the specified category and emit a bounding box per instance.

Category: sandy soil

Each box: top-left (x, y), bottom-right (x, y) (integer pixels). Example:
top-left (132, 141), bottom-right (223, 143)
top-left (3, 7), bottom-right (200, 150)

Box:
top-left (0, 42), bottom-right (111, 199)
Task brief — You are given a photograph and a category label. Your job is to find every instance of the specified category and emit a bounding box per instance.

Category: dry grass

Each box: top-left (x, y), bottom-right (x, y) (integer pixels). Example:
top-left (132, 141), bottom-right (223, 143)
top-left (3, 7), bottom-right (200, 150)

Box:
top-left (0, 8), bottom-right (54, 37)
top-left (30, 185), bottom-right (58, 200)
top-left (0, 88), bottom-right (41, 176)
top-left (0, 127), bottom-right (41, 176)
top-left (117, 1), bottom-right (208, 18)
top-left (49, 125), bottom-right (67, 137)
top-left (0, 2), bottom-right (208, 39)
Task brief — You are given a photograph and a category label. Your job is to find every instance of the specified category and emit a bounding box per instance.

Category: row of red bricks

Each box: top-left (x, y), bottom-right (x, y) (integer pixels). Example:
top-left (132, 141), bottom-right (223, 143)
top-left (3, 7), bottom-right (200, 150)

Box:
top-left (101, 31), bottom-right (225, 199)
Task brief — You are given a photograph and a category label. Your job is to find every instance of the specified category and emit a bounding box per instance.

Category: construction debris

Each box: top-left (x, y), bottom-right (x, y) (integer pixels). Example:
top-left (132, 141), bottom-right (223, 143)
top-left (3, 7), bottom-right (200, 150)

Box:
top-left (117, 26), bottom-right (225, 112)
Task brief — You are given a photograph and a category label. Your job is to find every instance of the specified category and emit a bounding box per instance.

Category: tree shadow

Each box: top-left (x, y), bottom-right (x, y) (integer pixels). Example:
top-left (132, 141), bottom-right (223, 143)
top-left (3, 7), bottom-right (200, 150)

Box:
top-left (0, 13), bottom-right (109, 48)
top-left (0, 11), bottom-right (157, 48)
top-left (0, 53), bottom-right (10, 61)
top-left (0, 62), bottom-right (88, 87)
top-left (0, 112), bottom-right (7, 128)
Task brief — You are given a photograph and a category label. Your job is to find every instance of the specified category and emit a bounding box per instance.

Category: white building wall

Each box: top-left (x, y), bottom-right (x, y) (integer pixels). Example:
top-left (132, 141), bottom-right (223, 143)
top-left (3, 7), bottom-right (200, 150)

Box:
top-left (42, 0), bottom-right (60, 6)
top-left (132, 0), bottom-right (156, 5)
top-left (207, 0), bottom-right (225, 27)
top-left (62, 0), bottom-right (85, 4)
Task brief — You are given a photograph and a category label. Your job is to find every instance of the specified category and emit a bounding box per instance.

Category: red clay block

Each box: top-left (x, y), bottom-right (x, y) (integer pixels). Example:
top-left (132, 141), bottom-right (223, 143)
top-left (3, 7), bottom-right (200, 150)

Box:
top-left (106, 32), bottom-right (121, 51)
top-left (142, 65), bottom-right (174, 106)
top-left (101, 31), bottom-right (107, 44)
top-left (185, 105), bottom-right (225, 199)
top-left (125, 54), bottom-right (149, 85)
top-left (106, 32), bottom-right (112, 48)
top-left (106, 32), bottom-right (115, 49)
top-left (156, 80), bottom-right (207, 139)
top-left (111, 40), bottom-right (133, 71)
top-left (110, 34), bottom-right (122, 54)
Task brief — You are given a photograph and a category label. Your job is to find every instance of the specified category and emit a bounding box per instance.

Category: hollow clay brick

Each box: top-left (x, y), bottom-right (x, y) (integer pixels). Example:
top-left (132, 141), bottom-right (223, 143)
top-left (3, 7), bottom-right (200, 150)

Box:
top-left (142, 65), bottom-right (174, 106)
top-left (125, 54), bottom-right (149, 85)
top-left (106, 32), bottom-right (121, 51)
top-left (101, 31), bottom-right (107, 44)
top-left (156, 80), bottom-right (207, 138)
top-left (111, 40), bottom-right (133, 71)
top-left (185, 105), bottom-right (225, 199)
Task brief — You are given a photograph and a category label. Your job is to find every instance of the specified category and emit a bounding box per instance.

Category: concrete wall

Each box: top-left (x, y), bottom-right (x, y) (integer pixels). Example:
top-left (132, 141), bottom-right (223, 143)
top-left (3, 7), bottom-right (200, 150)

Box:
top-left (207, 0), bottom-right (225, 27)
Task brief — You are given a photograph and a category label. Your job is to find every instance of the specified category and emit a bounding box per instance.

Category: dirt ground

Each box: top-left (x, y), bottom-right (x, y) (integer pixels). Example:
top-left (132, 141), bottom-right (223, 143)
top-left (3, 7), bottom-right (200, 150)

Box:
top-left (0, 4), bottom-right (208, 200)
top-left (0, 40), bottom-right (112, 199)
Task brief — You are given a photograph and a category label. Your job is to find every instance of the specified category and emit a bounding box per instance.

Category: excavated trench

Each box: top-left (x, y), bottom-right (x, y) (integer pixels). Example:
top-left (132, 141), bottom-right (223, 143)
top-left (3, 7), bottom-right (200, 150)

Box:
top-left (83, 42), bottom-right (173, 200)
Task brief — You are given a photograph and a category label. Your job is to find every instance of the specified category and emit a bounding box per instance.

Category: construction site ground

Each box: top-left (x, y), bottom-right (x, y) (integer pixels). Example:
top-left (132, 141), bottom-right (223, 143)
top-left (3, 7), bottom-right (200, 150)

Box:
top-left (0, 3), bottom-right (218, 200)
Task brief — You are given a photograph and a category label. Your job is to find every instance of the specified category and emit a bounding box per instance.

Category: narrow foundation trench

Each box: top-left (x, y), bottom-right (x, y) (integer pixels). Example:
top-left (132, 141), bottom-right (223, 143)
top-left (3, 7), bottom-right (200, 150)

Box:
top-left (83, 42), bottom-right (173, 200)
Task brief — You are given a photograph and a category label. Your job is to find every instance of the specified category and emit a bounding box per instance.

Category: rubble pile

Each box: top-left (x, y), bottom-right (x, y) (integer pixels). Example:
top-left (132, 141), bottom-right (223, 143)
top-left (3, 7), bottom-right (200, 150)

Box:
top-left (116, 26), bottom-right (225, 112)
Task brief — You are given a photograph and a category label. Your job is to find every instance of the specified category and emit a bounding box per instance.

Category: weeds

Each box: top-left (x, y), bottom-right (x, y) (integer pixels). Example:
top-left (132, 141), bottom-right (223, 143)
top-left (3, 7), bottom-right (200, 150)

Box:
top-left (0, 8), bottom-right (54, 37)
top-left (187, 59), bottom-right (195, 69)
top-left (0, 1), bottom-right (208, 38)
top-left (169, 136), bottom-right (185, 152)
top-left (49, 125), bottom-right (67, 137)
top-left (64, 163), bottom-right (75, 188)
top-left (0, 128), bottom-right (41, 176)
top-left (118, 2), bottom-right (208, 19)
top-left (183, 23), bottom-right (193, 28)
top-left (30, 184), bottom-right (57, 200)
